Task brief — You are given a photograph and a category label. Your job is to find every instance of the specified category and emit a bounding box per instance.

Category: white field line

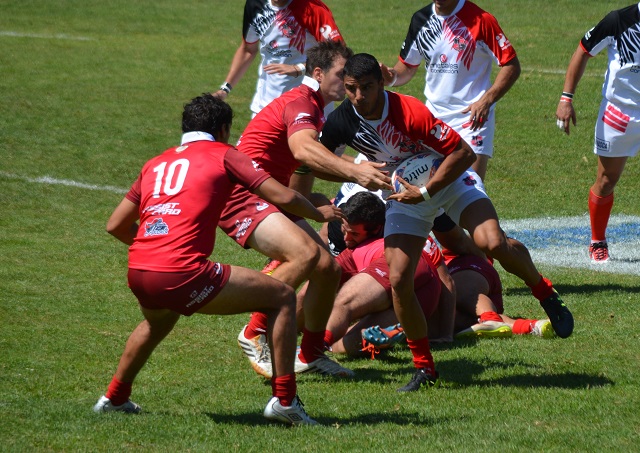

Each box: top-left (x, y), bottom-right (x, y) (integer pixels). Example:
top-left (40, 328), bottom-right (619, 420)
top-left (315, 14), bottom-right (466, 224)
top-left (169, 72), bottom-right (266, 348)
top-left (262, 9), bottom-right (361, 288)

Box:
top-left (3, 170), bottom-right (638, 275)
top-left (0, 31), bottom-right (94, 41)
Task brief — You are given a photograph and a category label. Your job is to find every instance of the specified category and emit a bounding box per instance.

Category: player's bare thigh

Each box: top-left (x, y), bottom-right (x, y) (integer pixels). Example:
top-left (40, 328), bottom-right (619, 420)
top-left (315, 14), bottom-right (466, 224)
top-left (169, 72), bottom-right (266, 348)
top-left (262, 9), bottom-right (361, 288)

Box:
top-left (334, 273), bottom-right (390, 319)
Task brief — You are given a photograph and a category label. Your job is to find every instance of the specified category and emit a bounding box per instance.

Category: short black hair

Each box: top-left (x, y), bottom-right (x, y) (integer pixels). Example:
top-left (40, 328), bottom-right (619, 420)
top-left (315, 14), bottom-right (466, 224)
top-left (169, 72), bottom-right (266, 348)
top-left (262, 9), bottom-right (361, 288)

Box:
top-left (181, 93), bottom-right (233, 138)
top-left (343, 53), bottom-right (382, 82)
top-left (341, 191), bottom-right (386, 235)
top-left (305, 40), bottom-right (353, 75)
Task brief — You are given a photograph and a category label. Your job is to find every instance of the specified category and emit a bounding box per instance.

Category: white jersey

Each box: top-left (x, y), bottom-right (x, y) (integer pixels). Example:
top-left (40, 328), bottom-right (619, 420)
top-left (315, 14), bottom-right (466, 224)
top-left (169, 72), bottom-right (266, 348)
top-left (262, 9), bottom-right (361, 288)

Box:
top-left (242, 0), bottom-right (342, 114)
top-left (398, 0), bottom-right (517, 118)
top-left (580, 3), bottom-right (640, 107)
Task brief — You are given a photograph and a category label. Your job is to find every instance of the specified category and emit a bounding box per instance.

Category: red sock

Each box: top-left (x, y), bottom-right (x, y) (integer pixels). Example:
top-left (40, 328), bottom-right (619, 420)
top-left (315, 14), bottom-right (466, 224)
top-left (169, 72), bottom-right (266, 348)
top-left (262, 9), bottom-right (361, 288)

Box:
top-left (527, 274), bottom-right (555, 301)
top-left (323, 330), bottom-right (335, 350)
top-left (271, 373), bottom-right (296, 407)
top-left (298, 328), bottom-right (325, 364)
top-left (105, 376), bottom-right (132, 406)
top-left (406, 336), bottom-right (435, 375)
top-left (589, 189), bottom-right (613, 242)
top-left (479, 311), bottom-right (502, 323)
top-left (244, 312), bottom-right (268, 339)
top-left (512, 318), bottom-right (536, 335)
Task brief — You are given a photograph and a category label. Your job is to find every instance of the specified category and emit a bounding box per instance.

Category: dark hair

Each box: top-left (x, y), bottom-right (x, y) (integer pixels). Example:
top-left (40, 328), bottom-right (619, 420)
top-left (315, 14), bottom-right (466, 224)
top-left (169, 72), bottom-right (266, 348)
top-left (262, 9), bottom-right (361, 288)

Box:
top-left (181, 93), bottom-right (233, 138)
top-left (343, 53), bottom-right (382, 81)
top-left (341, 191), bottom-right (386, 235)
top-left (304, 41), bottom-right (353, 75)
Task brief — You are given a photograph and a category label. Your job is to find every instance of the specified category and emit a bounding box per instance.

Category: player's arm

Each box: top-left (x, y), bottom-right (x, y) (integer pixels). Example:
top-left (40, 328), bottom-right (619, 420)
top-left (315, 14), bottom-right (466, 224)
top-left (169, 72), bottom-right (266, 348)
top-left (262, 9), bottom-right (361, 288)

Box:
top-left (214, 40), bottom-right (260, 100)
top-left (388, 140), bottom-right (476, 204)
top-left (288, 128), bottom-right (392, 191)
top-left (106, 198), bottom-right (140, 246)
top-left (463, 57), bottom-right (521, 131)
top-left (380, 60), bottom-right (419, 88)
top-left (556, 45), bottom-right (590, 135)
top-left (254, 177), bottom-right (344, 223)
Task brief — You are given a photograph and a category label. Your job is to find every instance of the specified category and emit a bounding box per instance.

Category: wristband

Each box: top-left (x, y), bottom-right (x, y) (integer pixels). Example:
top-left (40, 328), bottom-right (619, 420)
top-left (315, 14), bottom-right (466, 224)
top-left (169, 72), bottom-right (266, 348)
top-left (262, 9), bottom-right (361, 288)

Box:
top-left (295, 63), bottom-right (306, 77)
top-left (219, 82), bottom-right (232, 94)
top-left (560, 92), bottom-right (573, 103)
top-left (419, 186), bottom-right (430, 201)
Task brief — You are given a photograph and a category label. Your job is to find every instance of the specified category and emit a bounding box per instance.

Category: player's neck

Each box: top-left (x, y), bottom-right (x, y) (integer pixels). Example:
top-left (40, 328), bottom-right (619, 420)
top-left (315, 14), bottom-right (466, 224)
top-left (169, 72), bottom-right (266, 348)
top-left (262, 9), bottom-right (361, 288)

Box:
top-left (270, 0), bottom-right (289, 7)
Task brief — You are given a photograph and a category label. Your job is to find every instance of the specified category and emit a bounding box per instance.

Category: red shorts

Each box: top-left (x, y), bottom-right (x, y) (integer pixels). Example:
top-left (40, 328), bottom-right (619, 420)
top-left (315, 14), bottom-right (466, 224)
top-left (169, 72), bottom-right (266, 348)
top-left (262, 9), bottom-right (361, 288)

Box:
top-left (447, 255), bottom-right (503, 313)
top-left (128, 261), bottom-right (231, 316)
top-left (344, 255), bottom-right (441, 318)
top-left (218, 185), bottom-right (302, 248)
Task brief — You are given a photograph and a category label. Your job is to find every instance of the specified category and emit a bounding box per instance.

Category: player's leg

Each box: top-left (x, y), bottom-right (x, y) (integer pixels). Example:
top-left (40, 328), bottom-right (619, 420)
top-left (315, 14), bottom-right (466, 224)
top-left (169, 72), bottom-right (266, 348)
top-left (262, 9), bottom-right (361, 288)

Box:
top-left (588, 156), bottom-right (627, 262)
top-left (471, 154), bottom-right (489, 182)
top-left (94, 307), bottom-right (180, 413)
top-left (458, 198), bottom-right (573, 338)
top-left (325, 273), bottom-right (390, 347)
top-left (386, 233), bottom-right (438, 391)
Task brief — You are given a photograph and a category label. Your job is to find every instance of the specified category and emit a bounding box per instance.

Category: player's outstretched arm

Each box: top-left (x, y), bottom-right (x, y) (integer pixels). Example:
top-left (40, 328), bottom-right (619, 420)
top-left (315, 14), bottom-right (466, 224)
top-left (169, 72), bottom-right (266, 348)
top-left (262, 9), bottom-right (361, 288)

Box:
top-left (288, 129), bottom-right (392, 191)
top-left (254, 177), bottom-right (345, 224)
top-left (106, 198), bottom-right (140, 246)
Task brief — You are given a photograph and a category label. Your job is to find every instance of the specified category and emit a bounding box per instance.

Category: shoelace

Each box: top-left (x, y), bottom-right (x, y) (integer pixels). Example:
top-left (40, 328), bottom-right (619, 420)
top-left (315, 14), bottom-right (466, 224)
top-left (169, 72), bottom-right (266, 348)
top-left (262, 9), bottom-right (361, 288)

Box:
top-left (257, 341), bottom-right (271, 363)
top-left (591, 243), bottom-right (609, 261)
top-left (361, 339), bottom-right (381, 360)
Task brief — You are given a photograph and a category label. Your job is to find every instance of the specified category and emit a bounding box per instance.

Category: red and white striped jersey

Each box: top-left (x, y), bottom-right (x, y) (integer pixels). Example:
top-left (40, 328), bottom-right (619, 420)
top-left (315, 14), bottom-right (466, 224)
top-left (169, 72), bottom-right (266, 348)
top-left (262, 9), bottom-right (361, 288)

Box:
top-left (398, 0), bottom-right (517, 117)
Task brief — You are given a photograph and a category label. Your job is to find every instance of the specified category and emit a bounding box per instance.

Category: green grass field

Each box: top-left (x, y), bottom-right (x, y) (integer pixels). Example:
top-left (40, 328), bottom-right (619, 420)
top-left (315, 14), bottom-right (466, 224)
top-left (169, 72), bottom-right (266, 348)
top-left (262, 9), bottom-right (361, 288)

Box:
top-left (2, 1), bottom-right (639, 451)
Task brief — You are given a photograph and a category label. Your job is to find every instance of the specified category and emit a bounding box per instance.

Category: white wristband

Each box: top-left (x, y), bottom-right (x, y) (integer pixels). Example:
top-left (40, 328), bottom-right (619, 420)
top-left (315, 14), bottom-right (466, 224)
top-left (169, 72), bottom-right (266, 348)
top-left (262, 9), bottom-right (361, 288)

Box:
top-left (295, 63), bottom-right (306, 77)
top-left (419, 186), bottom-right (430, 200)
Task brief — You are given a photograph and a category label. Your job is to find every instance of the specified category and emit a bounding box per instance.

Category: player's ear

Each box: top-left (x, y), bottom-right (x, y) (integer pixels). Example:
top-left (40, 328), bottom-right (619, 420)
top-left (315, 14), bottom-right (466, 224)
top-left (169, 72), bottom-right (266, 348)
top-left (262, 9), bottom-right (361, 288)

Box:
top-left (312, 66), bottom-right (324, 83)
top-left (218, 123), bottom-right (231, 143)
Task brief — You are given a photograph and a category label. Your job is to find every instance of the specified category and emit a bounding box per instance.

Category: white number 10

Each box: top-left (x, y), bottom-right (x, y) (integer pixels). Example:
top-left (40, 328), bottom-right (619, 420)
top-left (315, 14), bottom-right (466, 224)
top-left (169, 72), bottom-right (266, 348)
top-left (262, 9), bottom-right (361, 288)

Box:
top-left (152, 159), bottom-right (190, 198)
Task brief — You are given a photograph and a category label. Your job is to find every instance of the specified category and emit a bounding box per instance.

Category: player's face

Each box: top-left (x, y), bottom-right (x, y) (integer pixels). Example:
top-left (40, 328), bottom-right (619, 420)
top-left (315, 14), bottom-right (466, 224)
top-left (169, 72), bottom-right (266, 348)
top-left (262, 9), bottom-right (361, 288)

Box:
top-left (344, 74), bottom-right (385, 120)
top-left (319, 56), bottom-right (347, 103)
top-left (342, 221), bottom-right (370, 249)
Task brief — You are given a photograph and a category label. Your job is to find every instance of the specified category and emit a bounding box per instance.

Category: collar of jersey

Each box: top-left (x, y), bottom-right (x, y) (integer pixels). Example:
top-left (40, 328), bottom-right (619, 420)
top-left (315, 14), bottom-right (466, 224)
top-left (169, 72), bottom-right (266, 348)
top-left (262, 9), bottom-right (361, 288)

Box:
top-left (180, 131), bottom-right (215, 145)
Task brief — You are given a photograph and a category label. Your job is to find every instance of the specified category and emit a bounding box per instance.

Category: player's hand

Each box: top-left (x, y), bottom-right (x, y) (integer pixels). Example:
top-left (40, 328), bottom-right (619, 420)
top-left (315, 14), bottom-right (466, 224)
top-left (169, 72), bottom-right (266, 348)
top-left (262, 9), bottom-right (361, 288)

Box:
top-left (354, 161), bottom-right (392, 191)
top-left (263, 63), bottom-right (299, 76)
top-left (212, 90), bottom-right (229, 100)
top-left (314, 205), bottom-right (345, 223)
top-left (461, 100), bottom-right (490, 132)
top-left (386, 176), bottom-right (427, 205)
top-left (555, 101), bottom-right (577, 135)
top-left (379, 63), bottom-right (397, 87)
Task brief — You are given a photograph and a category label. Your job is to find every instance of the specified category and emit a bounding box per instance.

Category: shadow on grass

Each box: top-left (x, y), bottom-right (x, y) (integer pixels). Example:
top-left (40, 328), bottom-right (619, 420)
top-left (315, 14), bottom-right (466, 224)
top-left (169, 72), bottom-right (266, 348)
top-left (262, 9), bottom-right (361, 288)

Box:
top-left (436, 357), bottom-right (614, 389)
top-left (203, 410), bottom-right (460, 427)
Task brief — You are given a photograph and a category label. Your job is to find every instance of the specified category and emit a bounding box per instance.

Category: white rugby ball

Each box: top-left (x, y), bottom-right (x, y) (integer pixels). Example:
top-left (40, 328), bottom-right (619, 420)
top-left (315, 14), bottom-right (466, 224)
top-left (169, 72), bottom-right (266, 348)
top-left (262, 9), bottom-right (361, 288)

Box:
top-left (391, 153), bottom-right (443, 193)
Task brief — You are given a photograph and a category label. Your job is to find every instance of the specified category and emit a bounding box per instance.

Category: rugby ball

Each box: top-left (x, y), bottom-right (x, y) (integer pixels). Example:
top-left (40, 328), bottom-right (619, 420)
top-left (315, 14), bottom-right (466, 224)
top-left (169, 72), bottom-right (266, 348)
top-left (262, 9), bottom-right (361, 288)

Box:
top-left (391, 153), bottom-right (443, 193)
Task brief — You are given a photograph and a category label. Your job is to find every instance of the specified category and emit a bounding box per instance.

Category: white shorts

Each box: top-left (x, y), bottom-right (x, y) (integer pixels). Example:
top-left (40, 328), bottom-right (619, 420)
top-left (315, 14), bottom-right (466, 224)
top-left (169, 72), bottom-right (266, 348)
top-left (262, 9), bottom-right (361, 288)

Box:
top-left (434, 109), bottom-right (496, 158)
top-left (384, 170), bottom-right (488, 238)
top-left (594, 100), bottom-right (640, 158)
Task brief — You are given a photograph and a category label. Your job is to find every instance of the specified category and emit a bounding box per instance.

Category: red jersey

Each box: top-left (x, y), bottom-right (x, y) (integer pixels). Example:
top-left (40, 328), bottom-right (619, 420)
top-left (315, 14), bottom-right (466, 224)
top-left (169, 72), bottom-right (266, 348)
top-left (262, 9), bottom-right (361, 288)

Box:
top-left (126, 137), bottom-right (269, 272)
top-left (236, 78), bottom-right (325, 185)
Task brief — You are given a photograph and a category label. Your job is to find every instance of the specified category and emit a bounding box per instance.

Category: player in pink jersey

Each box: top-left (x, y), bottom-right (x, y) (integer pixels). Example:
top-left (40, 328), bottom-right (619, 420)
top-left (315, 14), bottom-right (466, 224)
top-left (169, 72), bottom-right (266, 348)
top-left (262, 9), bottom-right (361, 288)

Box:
top-left (219, 42), bottom-right (391, 380)
top-left (92, 94), bottom-right (345, 426)
top-left (381, 0), bottom-right (520, 182)
top-left (298, 192), bottom-right (455, 358)
top-left (556, 3), bottom-right (640, 264)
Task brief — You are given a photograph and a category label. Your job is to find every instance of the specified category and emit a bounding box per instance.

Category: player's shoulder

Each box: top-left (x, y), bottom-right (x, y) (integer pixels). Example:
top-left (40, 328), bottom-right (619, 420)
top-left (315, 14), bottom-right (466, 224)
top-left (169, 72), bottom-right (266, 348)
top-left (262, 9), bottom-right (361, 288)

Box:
top-left (388, 90), bottom-right (427, 110)
top-left (409, 4), bottom-right (435, 24)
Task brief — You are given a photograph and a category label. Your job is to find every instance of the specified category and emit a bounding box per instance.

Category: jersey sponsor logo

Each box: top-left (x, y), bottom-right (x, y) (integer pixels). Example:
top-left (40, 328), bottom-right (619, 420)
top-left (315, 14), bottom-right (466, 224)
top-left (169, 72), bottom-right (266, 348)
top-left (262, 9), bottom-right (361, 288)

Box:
top-left (320, 24), bottom-right (338, 41)
top-left (440, 54), bottom-right (448, 63)
top-left (256, 202), bottom-right (270, 211)
top-left (186, 285), bottom-right (215, 309)
top-left (234, 217), bottom-right (253, 240)
top-left (294, 112), bottom-right (312, 122)
top-left (471, 135), bottom-right (484, 147)
top-left (143, 202), bottom-right (181, 216)
top-left (144, 218), bottom-right (169, 237)
top-left (443, 16), bottom-right (475, 69)
top-left (596, 137), bottom-right (611, 152)
top-left (462, 175), bottom-right (477, 186)
top-left (251, 159), bottom-right (264, 172)
top-left (452, 36), bottom-right (468, 52)
top-left (430, 124), bottom-right (451, 141)
top-left (374, 267), bottom-right (387, 278)
top-left (495, 33), bottom-right (512, 50)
